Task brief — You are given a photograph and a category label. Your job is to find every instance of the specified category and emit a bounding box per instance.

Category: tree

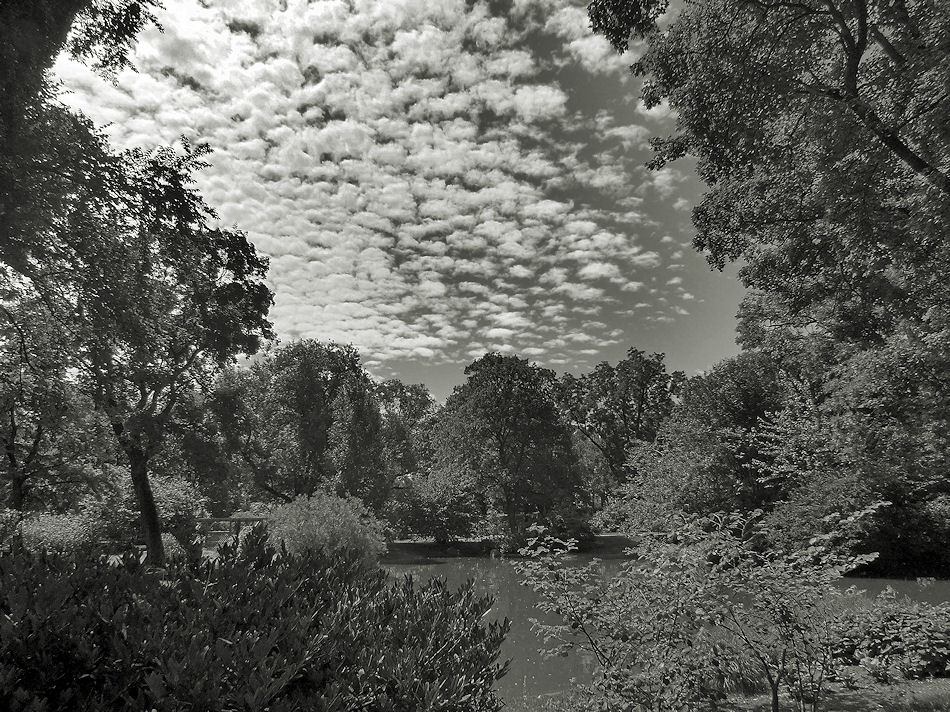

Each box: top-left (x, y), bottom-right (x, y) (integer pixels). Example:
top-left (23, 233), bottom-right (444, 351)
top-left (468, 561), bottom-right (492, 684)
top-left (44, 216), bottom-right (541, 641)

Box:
top-left (589, 0), bottom-right (950, 348)
top-left (148, 385), bottom-right (246, 517)
top-left (0, 295), bottom-right (69, 510)
top-left (590, 0), bottom-right (950, 192)
top-left (601, 351), bottom-right (788, 530)
top-left (375, 378), bottom-right (435, 480)
top-left (328, 379), bottom-right (388, 510)
top-left (214, 341), bottom-right (389, 507)
top-left (64, 145), bottom-right (272, 565)
top-left (432, 353), bottom-right (581, 545)
top-left (1, 0), bottom-right (160, 275)
top-left (559, 348), bottom-right (682, 490)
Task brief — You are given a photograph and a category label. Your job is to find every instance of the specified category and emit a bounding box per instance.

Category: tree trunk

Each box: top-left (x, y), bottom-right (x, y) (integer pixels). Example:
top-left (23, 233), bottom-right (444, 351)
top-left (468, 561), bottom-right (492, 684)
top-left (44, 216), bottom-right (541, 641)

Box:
top-left (771, 681), bottom-right (781, 712)
top-left (8, 474), bottom-right (26, 511)
top-left (128, 448), bottom-right (165, 566)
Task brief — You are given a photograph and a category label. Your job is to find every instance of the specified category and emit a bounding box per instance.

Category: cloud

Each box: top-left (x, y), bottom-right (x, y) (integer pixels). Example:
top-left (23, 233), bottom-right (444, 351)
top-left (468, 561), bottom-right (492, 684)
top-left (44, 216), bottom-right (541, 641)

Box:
top-left (635, 99), bottom-right (674, 121)
top-left (578, 262), bottom-right (621, 280)
top-left (54, 0), bottom-right (697, 378)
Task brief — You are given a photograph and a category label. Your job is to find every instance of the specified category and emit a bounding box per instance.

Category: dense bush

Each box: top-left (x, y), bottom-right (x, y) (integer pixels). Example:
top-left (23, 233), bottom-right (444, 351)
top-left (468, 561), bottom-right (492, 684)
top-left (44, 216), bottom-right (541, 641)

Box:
top-left (0, 526), bottom-right (509, 711)
top-left (17, 512), bottom-right (100, 553)
top-left (838, 589), bottom-right (950, 681)
top-left (265, 491), bottom-right (388, 566)
top-left (383, 476), bottom-right (481, 544)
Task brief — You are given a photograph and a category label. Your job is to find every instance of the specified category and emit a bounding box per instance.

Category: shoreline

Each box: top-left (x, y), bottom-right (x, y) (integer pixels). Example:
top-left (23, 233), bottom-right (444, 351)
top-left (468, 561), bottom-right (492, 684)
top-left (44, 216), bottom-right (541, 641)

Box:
top-left (381, 533), bottom-right (637, 565)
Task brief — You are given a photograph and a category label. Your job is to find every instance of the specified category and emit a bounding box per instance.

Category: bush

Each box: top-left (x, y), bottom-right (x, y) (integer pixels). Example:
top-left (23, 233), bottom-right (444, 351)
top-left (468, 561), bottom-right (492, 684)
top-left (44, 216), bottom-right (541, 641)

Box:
top-left (266, 491), bottom-right (387, 566)
top-left (839, 589), bottom-right (950, 681)
top-left (0, 508), bottom-right (23, 552)
top-left (18, 512), bottom-right (100, 553)
top-left (516, 515), bottom-right (871, 712)
top-left (383, 475), bottom-right (481, 543)
top-left (160, 532), bottom-right (187, 560)
top-left (0, 526), bottom-right (510, 711)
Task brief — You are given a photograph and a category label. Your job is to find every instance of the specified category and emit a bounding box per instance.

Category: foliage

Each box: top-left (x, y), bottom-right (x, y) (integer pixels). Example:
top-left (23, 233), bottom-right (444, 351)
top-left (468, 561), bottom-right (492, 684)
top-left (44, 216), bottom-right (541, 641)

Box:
top-left (0, 508), bottom-right (21, 552)
top-left (66, 143), bottom-right (273, 564)
top-left (515, 526), bottom-right (733, 711)
top-left (375, 378), bottom-right (435, 481)
top-left (327, 379), bottom-right (388, 509)
top-left (599, 352), bottom-right (788, 533)
top-left (0, 0), bottom-right (159, 276)
top-left (590, 0), bottom-right (950, 332)
top-left (558, 349), bottom-right (683, 487)
top-left (0, 297), bottom-right (71, 510)
top-left (265, 492), bottom-right (388, 567)
top-left (212, 341), bottom-right (389, 506)
top-left (839, 589), bottom-right (950, 682)
top-left (589, 0), bottom-right (950, 574)
top-left (160, 531), bottom-right (187, 560)
top-left (16, 512), bottom-right (100, 553)
top-left (0, 526), bottom-right (510, 711)
top-left (383, 473), bottom-right (481, 544)
top-left (80, 470), bottom-right (208, 558)
top-left (149, 386), bottom-right (246, 517)
top-left (431, 353), bottom-right (581, 547)
top-left (516, 514), bottom-right (873, 712)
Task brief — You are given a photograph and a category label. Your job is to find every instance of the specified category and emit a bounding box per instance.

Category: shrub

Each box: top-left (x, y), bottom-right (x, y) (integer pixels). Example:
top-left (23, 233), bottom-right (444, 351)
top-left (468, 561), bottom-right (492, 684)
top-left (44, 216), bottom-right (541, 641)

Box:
top-left (0, 526), bottom-right (510, 711)
top-left (515, 526), bottom-right (727, 712)
top-left (840, 589), bottom-right (950, 681)
top-left (383, 475), bottom-right (481, 543)
top-left (516, 514), bottom-right (871, 712)
top-left (18, 512), bottom-right (100, 553)
top-left (160, 532), bottom-right (187, 560)
top-left (265, 491), bottom-right (387, 566)
top-left (0, 508), bottom-right (23, 552)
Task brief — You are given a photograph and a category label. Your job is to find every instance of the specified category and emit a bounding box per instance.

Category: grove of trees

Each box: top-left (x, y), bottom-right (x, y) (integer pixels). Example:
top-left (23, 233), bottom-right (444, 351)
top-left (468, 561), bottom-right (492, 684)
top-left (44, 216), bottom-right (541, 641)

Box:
top-left (583, 0), bottom-right (950, 576)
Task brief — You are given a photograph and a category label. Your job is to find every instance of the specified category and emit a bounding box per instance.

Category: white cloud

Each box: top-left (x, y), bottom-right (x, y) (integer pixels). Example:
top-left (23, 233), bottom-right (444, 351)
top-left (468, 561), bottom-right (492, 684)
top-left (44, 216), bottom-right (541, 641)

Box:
top-left (512, 85), bottom-right (568, 122)
top-left (578, 262), bottom-right (621, 280)
top-left (54, 0), bottom-right (693, 372)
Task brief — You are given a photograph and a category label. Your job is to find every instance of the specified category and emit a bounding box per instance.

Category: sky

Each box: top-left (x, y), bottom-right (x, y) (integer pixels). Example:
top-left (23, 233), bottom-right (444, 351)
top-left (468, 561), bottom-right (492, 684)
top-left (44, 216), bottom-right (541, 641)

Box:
top-left (55, 0), bottom-right (745, 399)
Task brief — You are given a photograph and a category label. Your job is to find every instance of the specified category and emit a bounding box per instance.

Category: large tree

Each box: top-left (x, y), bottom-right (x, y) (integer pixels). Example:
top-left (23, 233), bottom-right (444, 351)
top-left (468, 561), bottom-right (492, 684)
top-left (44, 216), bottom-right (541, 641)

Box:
top-left (374, 378), bottom-right (435, 480)
top-left (432, 353), bottom-right (581, 541)
top-left (65, 145), bottom-right (272, 564)
top-left (559, 348), bottom-right (683, 490)
top-left (606, 352), bottom-right (787, 527)
top-left (589, 0), bottom-right (950, 346)
top-left (0, 294), bottom-right (69, 510)
top-left (215, 340), bottom-right (389, 506)
top-left (1, 0), bottom-right (160, 275)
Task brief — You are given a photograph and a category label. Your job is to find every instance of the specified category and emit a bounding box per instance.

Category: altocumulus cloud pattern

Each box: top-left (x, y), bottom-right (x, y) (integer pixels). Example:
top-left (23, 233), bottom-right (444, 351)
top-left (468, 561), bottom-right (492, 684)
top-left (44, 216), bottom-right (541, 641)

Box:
top-left (56, 0), bottom-right (701, 378)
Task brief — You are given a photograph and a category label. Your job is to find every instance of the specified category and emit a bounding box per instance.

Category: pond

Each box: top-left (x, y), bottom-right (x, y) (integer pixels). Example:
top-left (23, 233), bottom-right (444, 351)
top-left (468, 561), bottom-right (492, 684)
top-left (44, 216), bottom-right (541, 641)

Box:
top-left (383, 539), bottom-right (950, 712)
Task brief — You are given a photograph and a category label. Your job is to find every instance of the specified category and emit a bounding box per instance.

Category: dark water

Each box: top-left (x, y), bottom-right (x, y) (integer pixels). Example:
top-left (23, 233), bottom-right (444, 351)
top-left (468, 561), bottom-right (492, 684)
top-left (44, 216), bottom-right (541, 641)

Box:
top-left (384, 543), bottom-right (950, 712)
